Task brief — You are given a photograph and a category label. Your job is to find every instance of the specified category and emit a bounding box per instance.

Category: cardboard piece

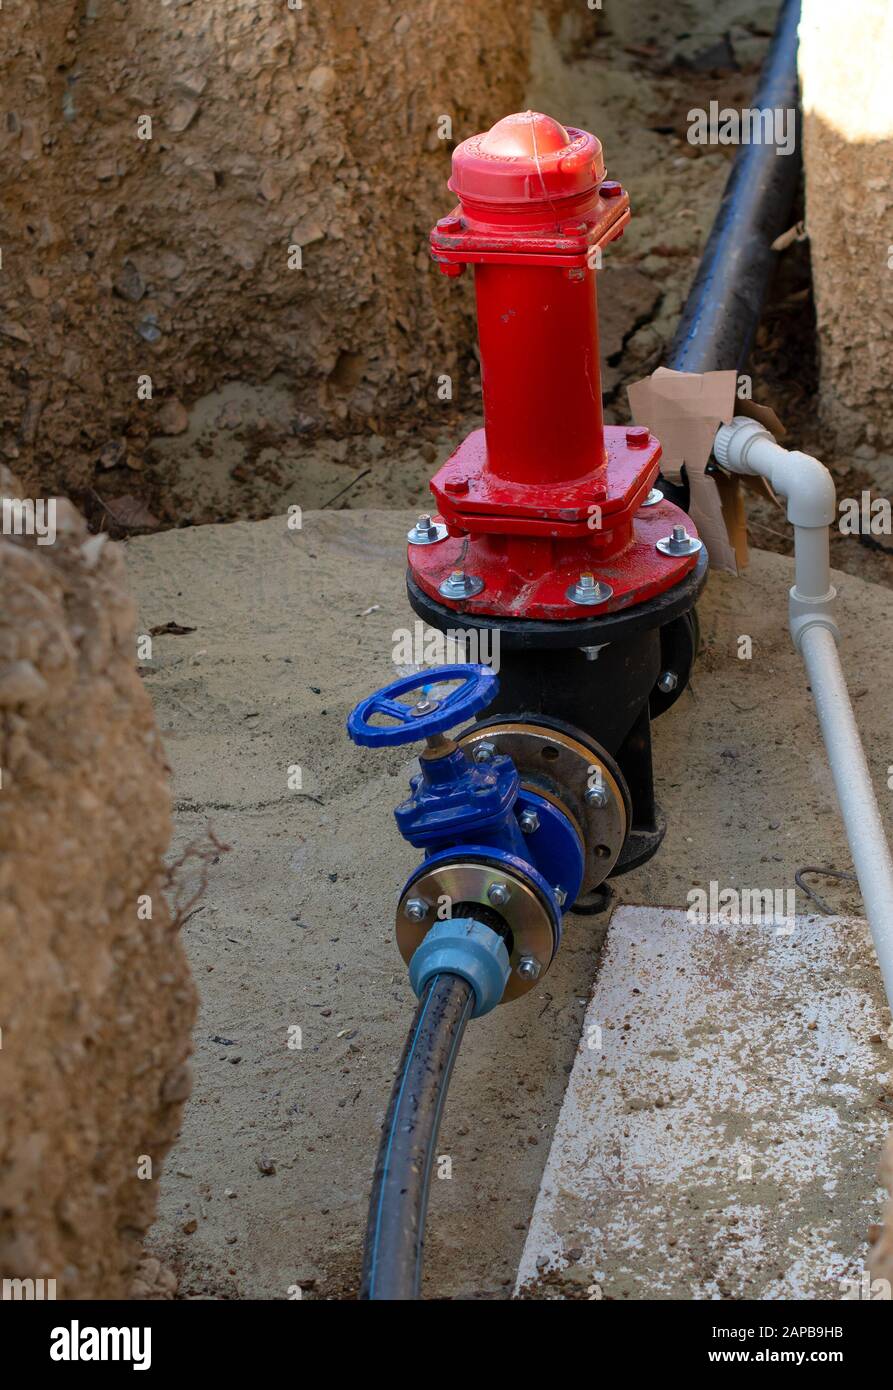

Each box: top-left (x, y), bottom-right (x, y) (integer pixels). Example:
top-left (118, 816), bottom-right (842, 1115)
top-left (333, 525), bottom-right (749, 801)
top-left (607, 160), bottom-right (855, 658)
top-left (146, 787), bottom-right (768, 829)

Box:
top-left (626, 368), bottom-right (785, 576)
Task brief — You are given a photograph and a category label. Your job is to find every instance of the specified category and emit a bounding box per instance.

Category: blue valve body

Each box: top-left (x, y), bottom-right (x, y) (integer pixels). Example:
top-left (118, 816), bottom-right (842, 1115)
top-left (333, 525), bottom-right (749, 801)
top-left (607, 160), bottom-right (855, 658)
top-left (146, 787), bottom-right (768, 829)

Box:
top-left (395, 746), bottom-right (528, 858)
top-left (347, 664), bottom-right (585, 1007)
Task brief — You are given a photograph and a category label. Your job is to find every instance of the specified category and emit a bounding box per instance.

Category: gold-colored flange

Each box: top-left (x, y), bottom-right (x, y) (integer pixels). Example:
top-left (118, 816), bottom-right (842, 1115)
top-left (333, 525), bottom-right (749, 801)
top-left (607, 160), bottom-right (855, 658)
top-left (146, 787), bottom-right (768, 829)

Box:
top-left (457, 721), bottom-right (627, 895)
top-left (397, 860), bottom-right (555, 1004)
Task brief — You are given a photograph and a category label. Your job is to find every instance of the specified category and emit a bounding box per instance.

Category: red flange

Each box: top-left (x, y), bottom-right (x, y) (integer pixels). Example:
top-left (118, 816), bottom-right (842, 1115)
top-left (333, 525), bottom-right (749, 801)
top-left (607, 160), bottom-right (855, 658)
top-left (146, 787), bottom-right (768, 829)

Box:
top-left (412, 111), bottom-right (699, 622)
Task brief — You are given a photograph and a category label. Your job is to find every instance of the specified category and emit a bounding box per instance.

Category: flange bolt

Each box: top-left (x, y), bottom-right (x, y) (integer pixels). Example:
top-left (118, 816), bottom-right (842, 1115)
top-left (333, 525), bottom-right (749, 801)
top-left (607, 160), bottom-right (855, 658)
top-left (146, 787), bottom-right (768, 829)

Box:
top-left (519, 808), bottom-right (540, 834)
top-left (585, 770), bottom-right (609, 809)
top-left (657, 670), bottom-right (678, 694)
top-left (404, 897), bottom-right (429, 922)
top-left (473, 741), bottom-right (496, 765)
top-left (656, 524), bottom-right (702, 557)
top-left (517, 955), bottom-right (541, 981)
top-left (487, 882), bottom-right (511, 908)
top-left (407, 513), bottom-right (448, 546)
top-left (439, 568), bottom-right (485, 600)
top-left (566, 571), bottom-right (614, 606)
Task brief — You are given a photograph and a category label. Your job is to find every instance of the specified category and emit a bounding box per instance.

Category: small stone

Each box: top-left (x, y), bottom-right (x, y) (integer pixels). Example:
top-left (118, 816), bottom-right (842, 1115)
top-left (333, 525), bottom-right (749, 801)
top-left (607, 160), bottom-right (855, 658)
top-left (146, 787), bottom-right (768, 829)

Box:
top-left (175, 69), bottom-right (208, 98)
top-left (160, 252), bottom-right (185, 280)
top-left (291, 215), bottom-right (325, 248)
top-left (393, 14), bottom-right (411, 36)
top-left (167, 98), bottom-right (200, 133)
top-left (306, 65), bottom-right (336, 97)
top-left (113, 260), bottom-right (145, 303)
top-left (225, 1235), bottom-right (237, 1245)
top-left (258, 169), bottom-right (281, 203)
top-left (99, 440), bottom-right (126, 470)
top-left (136, 315), bottom-right (162, 343)
top-left (256, 1155), bottom-right (276, 1176)
top-left (0, 321), bottom-right (31, 346)
top-left (0, 661), bottom-right (49, 708)
top-left (26, 276), bottom-right (50, 300)
top-left (157, 398), bottom-right (190, 436)
top-left (182, 1218), bottom-right (198, 1235)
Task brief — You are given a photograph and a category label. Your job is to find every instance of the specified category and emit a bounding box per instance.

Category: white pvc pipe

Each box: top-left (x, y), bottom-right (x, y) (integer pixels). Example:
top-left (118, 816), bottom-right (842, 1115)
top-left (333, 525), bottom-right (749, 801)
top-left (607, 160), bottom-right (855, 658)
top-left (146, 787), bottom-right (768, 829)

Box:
top-left (714, 416), bottom-right (893, 1014)
top-left (801, 625), bottom-right (893, 1006)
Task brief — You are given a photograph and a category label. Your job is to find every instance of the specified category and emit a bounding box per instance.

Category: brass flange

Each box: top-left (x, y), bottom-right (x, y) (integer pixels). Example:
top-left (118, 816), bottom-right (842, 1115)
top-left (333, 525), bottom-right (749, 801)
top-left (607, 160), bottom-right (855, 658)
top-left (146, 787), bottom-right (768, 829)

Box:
top-left (397, 858), bottom-right (556, 1003)
top-left (457, 721), bottom-right (627, 894)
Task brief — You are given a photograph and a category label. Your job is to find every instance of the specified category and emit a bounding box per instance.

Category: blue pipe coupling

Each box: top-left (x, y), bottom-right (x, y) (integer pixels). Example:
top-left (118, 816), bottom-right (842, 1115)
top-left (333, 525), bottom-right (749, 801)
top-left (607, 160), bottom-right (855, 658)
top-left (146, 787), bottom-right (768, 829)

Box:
top-left (408, 919), bottom-right (511, 1018)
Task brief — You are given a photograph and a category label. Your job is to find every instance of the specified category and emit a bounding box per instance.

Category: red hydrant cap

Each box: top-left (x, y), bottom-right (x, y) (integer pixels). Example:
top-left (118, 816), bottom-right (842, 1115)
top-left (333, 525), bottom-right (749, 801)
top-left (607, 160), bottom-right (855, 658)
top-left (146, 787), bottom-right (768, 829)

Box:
top-left (449, 110), bottom-right (606, 209)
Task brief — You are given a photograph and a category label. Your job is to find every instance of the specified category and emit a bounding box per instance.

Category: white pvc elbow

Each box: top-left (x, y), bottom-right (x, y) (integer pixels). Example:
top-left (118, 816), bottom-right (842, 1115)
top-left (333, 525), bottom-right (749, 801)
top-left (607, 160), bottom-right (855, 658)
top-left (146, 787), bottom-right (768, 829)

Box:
top-left (714, 417), bottom-right (836, 529)
top-left (713, 415), bottom-right (839, 649)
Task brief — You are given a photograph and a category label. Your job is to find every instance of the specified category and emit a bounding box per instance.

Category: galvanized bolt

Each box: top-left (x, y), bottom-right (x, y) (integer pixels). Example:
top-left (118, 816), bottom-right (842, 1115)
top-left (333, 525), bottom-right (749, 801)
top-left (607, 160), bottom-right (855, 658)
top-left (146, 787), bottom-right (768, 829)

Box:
top-left (487, 882), bottom-right (511, 908)
top-left (407, 513), bottom-right (448, 546)
top-left (404, 897), bottom-right (429, 922)
top-left (473, 741), bottom-right (496, 765)
top-left (519, 808), bottom-right (540, 834)
top-left (517, 955), bottom-right (541, 981)
top-left (641, 487), bottom-right (663, 508)
top-left (657, 670), bottom-right (678, 694)
top-left (566, 571), bottom-right (614, 606)
top-left (656, 524), bottom-right (702, 557)
top-left (554, 885), bottom-right (568, 907)
top-left (439, 568), bottom-right (485, 600)
top-left (585, 770), bottom-right (609, 809)
top-left (411, 697), bottom-right (439, 716)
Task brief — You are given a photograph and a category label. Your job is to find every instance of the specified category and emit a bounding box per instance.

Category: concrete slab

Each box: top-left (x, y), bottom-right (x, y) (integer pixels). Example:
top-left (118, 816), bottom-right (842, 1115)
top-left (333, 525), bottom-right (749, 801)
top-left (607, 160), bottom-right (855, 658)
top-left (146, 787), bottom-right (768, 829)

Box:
top-left (516, 906), bottom-right (891, 1301)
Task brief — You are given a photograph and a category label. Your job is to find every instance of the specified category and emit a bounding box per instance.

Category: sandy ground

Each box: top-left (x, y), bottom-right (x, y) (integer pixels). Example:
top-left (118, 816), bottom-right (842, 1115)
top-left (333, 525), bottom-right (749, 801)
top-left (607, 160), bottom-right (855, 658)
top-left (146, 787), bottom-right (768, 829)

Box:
top-left (124, 511), bottom-right (893, 1299)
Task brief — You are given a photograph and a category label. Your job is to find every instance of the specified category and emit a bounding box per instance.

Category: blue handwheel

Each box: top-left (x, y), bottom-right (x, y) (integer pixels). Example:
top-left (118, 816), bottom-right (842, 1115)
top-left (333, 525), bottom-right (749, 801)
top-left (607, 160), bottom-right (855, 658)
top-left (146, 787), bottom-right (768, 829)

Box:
top-left (347, 664), bottom-right (499, 747)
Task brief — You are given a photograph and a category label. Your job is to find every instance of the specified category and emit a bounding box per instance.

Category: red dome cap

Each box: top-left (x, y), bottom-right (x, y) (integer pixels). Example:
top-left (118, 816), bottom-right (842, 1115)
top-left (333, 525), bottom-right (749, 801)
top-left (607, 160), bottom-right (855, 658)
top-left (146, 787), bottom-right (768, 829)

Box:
top-left (479, 111), bottom-right (570, 157)
top-left (449, 110), bottom-right (605, 210)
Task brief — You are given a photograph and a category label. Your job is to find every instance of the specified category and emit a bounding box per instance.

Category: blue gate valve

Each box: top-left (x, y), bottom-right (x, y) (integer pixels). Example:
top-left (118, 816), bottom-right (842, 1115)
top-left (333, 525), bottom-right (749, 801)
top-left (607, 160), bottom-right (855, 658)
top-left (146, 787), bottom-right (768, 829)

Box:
top-left (347, 665), bottom-right (585, 1014)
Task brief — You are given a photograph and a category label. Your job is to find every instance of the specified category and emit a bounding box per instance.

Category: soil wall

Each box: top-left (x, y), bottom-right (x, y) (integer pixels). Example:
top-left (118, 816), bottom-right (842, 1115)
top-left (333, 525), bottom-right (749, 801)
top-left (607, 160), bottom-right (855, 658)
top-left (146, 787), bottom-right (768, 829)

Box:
top-left (0, 0), bottom-right (570, 498)
top-left (800, 1), bottom-right (893, 449)
top-left (0, 469), bottom-right (196, 1298)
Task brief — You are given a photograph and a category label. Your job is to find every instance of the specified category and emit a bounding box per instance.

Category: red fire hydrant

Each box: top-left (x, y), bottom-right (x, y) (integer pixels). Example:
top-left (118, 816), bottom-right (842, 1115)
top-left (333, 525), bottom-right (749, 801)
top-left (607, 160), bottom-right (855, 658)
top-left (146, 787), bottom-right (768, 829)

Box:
top-left (407, 110), bottom-right (701, 622)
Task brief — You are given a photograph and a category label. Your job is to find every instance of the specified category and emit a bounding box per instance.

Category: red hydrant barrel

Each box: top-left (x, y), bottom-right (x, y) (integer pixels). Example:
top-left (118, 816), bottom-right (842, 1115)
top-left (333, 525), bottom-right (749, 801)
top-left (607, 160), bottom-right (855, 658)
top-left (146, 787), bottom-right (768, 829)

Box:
top-left (433, 111), bottom-right (627, 489)
top-left (474, 259), bottom-right (603, 485)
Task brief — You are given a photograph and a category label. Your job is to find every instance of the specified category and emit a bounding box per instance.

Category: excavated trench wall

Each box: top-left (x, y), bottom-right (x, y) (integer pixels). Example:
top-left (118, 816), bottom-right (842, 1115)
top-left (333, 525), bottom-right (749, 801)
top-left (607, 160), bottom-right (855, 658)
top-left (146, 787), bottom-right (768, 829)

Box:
top-left (800, 0), bottom-right (893, 450)
top-left (0, 469), bottom-right (196, 1298)
top-left (1, 0), bottom-right (570, 499)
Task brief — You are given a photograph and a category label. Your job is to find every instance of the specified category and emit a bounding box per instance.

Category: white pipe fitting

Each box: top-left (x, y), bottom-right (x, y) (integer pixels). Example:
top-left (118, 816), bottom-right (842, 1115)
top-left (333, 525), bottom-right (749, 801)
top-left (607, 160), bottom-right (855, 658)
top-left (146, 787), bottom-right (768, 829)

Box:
top-left (712, 416), bottom-right (893, 1012)
top-left (714, 417), bottom-right (838, 649)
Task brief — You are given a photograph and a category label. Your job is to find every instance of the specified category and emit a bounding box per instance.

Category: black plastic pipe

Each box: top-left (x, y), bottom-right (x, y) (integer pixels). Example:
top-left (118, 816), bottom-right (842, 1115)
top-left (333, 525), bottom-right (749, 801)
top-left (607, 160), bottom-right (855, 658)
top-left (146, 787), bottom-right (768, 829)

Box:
top-left (666, 0), bottom-right (802, 374)
top-left (360, 972), bottom-right (474, 1300)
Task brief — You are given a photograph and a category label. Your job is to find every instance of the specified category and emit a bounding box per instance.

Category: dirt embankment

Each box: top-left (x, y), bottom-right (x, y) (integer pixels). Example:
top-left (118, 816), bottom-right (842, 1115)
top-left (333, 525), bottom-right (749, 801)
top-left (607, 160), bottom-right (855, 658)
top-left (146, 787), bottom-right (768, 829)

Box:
top-left (800, 1), bottom-right (893, 452)
top-left (0, 469), bottom-right (196, 1297)
top-left (0, 0), bottom-right (567, 501)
